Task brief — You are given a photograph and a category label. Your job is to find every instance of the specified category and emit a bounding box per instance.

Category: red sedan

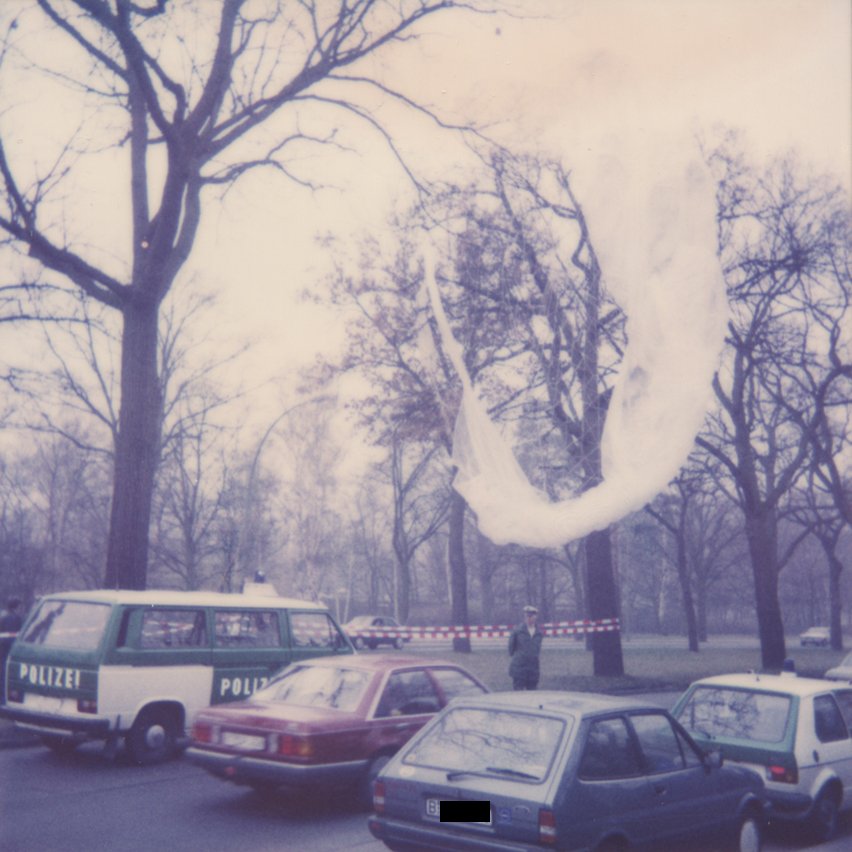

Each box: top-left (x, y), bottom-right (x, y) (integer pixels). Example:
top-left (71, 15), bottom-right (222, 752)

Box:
top-left (186, 654), bottom-right (488, 805)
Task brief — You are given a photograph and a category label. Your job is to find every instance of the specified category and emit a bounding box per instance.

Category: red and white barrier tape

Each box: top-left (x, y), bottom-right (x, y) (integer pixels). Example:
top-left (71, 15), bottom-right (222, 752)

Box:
top-left (348, 618), bottom-right (620, 640)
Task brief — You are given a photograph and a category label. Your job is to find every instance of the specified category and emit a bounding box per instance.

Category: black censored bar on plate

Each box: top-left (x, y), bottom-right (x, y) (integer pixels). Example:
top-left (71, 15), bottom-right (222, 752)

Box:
top-left (439, 800), bottom-right (491, 822)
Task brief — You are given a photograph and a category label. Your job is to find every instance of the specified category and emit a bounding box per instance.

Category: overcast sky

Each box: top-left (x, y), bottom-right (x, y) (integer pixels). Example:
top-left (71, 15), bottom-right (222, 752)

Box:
top-left (185, 0), bottom-right (850, 408)
top-left (2, 0), bottom-right (850, 443)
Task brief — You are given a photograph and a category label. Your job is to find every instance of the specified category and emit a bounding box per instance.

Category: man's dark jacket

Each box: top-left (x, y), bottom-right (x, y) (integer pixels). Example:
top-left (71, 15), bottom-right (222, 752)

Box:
top-left (508, 624), bottom-right (544, 680)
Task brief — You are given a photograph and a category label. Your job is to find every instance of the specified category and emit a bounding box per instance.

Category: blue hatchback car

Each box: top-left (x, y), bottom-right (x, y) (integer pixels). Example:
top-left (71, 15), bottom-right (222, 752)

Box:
top-left (368, 691), bottom-right (765, 851)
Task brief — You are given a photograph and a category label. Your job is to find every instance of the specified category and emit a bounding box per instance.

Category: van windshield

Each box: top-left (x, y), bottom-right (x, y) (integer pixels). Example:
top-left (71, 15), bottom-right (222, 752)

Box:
top-left (21, 600), bottom-right (111, 651)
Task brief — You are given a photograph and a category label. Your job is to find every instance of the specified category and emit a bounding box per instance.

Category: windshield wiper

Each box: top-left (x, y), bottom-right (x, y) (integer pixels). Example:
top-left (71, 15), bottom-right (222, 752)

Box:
top-left (447, 766), bottom-right (538, 781)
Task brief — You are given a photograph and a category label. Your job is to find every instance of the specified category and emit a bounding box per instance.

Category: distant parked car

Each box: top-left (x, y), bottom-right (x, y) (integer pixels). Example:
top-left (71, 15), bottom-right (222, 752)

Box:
top-left (825, 650), bottom-right (852, 682)
top-left (800, 626), bottom-right (830, 647)
top-left (187, 654), bottom-right (487, 806)
top-left (369, 691), bottom-right (765, 852)
top-left (673, 672), bottom-right (852, 842)
top-left (344, 615), bottom-right (409, 650)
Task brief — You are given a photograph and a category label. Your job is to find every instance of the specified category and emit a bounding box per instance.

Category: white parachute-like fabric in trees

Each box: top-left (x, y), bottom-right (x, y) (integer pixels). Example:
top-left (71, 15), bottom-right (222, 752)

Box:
top-left (424, 151), bottom-right (728, 548)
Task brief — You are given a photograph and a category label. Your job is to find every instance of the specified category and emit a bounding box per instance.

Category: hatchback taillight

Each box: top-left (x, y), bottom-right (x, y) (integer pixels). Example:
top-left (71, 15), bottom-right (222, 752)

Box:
top-left (77, 698), bottom-right (97, 714)
top-left (539, 808), bottom-right (556, 845)
top-left (6, 688), bottom-right (22, 703)
top-left (767, 763), bottom-right (798, 784)
top-left (373, 779), bottom-right (386, 814)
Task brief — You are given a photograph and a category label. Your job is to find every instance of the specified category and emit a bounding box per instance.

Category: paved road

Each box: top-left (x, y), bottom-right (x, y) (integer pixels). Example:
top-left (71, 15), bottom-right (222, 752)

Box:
top-left (2, 733), bottom-right (851, 851)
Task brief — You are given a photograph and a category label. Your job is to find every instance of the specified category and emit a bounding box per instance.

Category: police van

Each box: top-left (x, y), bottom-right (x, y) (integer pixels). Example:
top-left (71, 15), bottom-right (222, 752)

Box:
top-left (2, 589), bottom-right (353, 763)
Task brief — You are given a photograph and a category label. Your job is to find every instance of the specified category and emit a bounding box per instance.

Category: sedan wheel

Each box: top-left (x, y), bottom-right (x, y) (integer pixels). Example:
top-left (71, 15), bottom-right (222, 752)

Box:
top-left (393, 637), bottom-right (404, 650)
top-left (360, 753), bottom-right (392, 809)
top-left (736, 814), bottom-right (762, 852)
top-left (353, 636), bottom-right (366, 650)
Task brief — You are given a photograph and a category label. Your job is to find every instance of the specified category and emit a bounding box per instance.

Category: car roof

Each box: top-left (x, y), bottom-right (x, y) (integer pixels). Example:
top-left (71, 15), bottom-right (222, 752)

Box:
top-left (445, 690), bottom-right (664, 718)
top-left (35, 589), bottom-right (326, 610)
top-left (293, 653), bottom-right (473, 672)
top-left (687, 672), bottom-right (848, 697)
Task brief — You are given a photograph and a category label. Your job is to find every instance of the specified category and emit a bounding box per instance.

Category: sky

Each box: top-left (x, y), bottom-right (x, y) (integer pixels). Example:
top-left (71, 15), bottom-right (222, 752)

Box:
top-left (188, 0), bottom-right (850, 407)
top-left (1, 0), bottom-right (850, 455)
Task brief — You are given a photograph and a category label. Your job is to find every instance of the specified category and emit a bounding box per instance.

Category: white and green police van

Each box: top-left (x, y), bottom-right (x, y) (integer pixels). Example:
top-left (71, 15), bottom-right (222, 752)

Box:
top-left (2, 589), bottom-right (353, 763)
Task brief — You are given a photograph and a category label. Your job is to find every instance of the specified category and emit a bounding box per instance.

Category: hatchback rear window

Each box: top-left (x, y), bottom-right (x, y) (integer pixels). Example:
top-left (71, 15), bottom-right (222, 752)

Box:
top-left (675, 686), bottom-right (791, 743)
top-left (403, 707), bottom-right (568, 782)
top-left (21, 600), bottom-right (111, 651)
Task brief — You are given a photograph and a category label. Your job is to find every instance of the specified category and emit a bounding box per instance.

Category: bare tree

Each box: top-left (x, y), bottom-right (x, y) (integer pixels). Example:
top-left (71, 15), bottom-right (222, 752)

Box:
top-left (0, 0), bottom-right (485, 589)
top-left (697, 139), bottom-right (850, 669)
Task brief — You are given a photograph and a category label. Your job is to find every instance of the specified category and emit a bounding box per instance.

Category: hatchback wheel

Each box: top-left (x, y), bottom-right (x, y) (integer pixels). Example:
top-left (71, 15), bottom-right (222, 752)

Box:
top-left (735, 813), bottom-right (762, 852)
top-left (809, 788), bottom-right (839, 842)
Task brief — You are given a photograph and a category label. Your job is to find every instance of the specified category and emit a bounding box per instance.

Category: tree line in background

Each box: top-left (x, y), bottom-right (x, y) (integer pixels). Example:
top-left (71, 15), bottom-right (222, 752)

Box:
top-left (0, 2), bottom-right (848, 676)
top-left (1, 134), bottom-right (849, 672)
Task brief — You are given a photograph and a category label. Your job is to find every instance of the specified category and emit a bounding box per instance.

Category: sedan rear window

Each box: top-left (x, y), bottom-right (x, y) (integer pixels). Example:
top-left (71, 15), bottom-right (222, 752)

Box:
top-left (675, 686), bottom-right (791, 743)
top-left (403, 707), bottom-right (568, 782)
top-left (255, 665), bottom-right (370, 712)
top-left (21, 600), bottom-right (111, 651)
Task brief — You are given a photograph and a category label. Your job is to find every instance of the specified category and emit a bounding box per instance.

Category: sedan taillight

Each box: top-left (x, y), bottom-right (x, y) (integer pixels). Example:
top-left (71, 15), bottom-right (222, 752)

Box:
top-left (277, 733), bottom-right (313, 757)
top-left (373, 779), bottom-right (386, 814)
top-left (192, 721), bottom-right (213, 744)
top-left (539, 808), bottom-right (557, 845)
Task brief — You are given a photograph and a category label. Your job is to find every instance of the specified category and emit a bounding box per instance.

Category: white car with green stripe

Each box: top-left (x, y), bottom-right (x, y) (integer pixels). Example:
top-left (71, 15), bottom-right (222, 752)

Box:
top-left (2, 589), bottom-right (353, 764)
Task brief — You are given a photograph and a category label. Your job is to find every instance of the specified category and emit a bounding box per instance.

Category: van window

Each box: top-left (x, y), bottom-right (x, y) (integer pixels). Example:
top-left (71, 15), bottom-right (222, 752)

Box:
top-left (141, 609), bottom-right (206, 649)
top-left (22, 600), bottom-right (111, 651)
top-left (214, 610), bottom-right (280, 648)
top-left (290, 612), bottom-right (343, 648)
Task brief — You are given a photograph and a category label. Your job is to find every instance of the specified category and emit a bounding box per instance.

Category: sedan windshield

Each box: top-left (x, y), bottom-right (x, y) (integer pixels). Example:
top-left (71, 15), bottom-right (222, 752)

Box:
top-left (254, 665), bottom-right (371, 712)
top-left (403, 707), bottom-right (567, 782)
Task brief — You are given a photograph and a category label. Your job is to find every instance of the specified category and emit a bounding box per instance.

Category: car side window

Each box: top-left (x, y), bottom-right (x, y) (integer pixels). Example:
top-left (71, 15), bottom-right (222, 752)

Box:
top-left (290, 612), bottom-right (345, 648)
top-left (674, 726), bottom-right (704, 768)
top-left (579, 717), bottom-right (642, 780)
top-left (140, 609), bottom-right (206, 649)
top-left (814, 694), bottom-right (849, 743)
top-left (833, 690), bottom-right (852, 732)
top-left (213, 610), bottom-right (280, 648)
top-left (631, 713), bottom-right (686, 774)
top-left (376, 670), bottom-right (441, 717)
top-left (430, 668), bottom-right (487, 702)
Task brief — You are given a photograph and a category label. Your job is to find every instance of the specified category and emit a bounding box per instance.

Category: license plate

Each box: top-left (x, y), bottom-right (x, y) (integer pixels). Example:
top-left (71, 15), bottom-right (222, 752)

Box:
top-left (25, 694), bottom-right (64, 712)
top-left (425, 798), bottom-right (492, 825)
top-left (221, 731), bottom-right (266, 751)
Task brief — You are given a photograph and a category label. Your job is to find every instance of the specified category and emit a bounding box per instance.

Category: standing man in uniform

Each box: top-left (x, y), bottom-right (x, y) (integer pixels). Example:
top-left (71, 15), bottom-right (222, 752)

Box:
top-left (508, 604), bottom-right (544, 690)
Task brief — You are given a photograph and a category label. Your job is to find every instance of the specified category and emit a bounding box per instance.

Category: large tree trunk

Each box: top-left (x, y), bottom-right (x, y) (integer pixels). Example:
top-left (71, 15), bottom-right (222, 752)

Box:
top-left (745, 509), bottom-right (786, 669)
top-left (585, 529), bottom-right (625, 676)
top-left (104, 300), bottom-right (162, 590)
top-left (825, 542), bottom-right (844, 651)
top-left (448, 492), bottom-right (471, 652)
top-left (675, 527), bottom-right (700, 652)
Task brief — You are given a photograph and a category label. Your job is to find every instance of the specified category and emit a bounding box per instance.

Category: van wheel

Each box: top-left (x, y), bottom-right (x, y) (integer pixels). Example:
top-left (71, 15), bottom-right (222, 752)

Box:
top-left (360, 753), bottom-right (392, 809)
top-left (734, 812), bottom-right (762, 852)
top-left (127, 707), bottom-right (178, 765)
top-left (42, 734), bottom-right (78, 755)
top-left (809, 788), bottom-right (839, 843)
